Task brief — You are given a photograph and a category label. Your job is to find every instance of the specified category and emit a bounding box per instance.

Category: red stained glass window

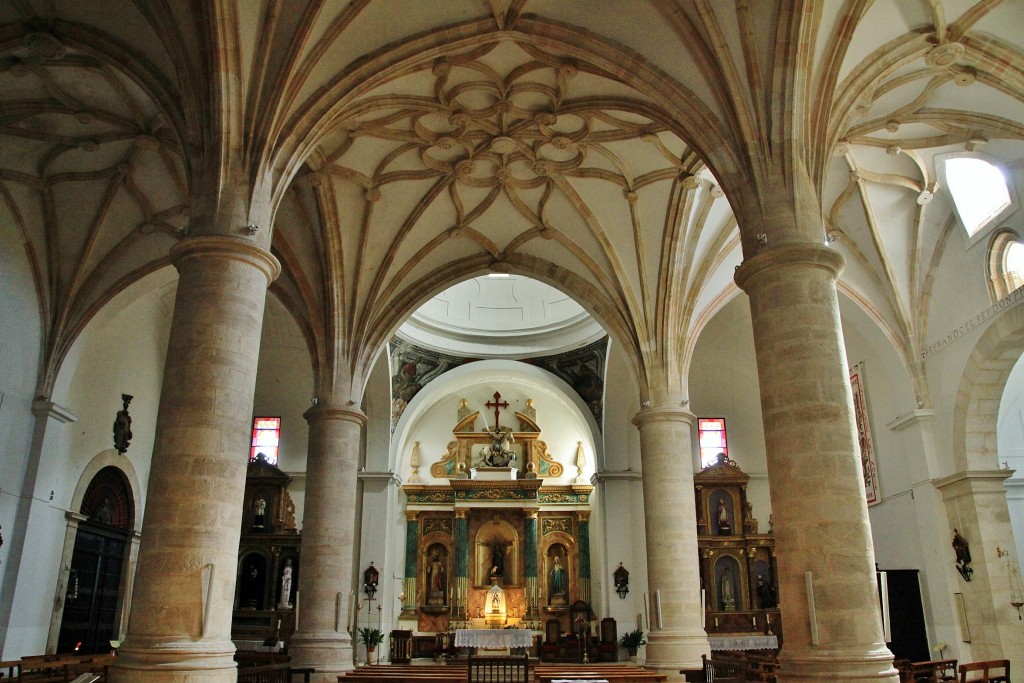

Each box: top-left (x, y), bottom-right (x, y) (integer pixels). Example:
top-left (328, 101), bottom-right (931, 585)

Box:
top-left (250, 417), bottom-right (281, 464)
top-left (698, 417), bottom-right (727, 469)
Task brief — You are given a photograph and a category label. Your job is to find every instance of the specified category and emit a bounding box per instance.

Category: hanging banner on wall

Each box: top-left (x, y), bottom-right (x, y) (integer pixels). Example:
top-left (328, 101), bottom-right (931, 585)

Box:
top-left (850, 362), bottom-right (880, 505)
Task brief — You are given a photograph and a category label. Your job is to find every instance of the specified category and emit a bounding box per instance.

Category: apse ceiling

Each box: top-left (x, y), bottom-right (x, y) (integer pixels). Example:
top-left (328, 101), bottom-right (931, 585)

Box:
top-left (398, 275), bottom-right (604, 358)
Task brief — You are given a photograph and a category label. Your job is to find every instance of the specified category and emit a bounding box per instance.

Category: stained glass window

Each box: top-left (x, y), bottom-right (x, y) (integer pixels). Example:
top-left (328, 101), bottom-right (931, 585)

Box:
top-left (698, 418), bottom-right (727, 469)
top-left (250, 417), bottom-right (281, 464)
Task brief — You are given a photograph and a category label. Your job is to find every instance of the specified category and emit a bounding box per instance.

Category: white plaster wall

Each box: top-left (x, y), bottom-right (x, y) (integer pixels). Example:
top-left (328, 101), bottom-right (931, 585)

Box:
top-left (998, 355), bottom-right (1024, 574)
top-left (1, 268), bottom-right (176, 658)
top-left (689, 296), bottom-right (772, 529)
top-left (0, 196), bottom-right (44, 654)
top-left (252, 294), bottom-right (314, 528)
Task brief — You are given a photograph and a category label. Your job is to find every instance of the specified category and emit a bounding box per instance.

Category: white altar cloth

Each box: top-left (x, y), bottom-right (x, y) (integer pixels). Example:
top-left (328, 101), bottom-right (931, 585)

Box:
top-left (455, 628), bottom-right (533, 649)
top-left (709, 634), bottom-right (779, 651)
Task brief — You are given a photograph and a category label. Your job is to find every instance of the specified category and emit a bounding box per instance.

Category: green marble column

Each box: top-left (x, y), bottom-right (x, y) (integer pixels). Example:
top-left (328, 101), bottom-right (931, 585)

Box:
top-left (525, 509), bottom-right (539, 620)
top-left (454, 510), bottom-right (469, 623)
top-left (577, 512), bottom-right (591, 606)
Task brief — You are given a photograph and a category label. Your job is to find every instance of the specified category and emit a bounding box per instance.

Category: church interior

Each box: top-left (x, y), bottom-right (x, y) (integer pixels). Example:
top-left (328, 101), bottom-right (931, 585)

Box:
top-left (1, 2), bottom-right (1024, 682)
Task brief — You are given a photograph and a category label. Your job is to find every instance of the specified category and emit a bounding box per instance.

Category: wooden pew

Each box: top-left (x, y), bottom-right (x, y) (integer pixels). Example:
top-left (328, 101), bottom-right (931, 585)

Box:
top-left (17, 653), bottom-right (115, 682)
top-left (337, 664), bottom-right (468, 683)
top-left (959, 660), bottom-right (1010, 683)
top-left (534, 663), bottom-right (669, 683)
top-left (912, 659), bottom-right (958, 682)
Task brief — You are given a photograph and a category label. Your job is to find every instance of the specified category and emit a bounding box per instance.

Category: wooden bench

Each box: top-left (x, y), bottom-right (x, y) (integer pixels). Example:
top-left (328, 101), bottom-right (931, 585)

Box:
top-left (959, 660), bottom-right (1010, 683)
top-left (467, 654), bottom-right (529, 683)
top-left (913, 659), bottom-right (958, 682)
top-left (17, 654), bottom-right (115, 683)
top-left (337, 664), bottom-right (467, 682)
top-left (535, 663), bottom-right (669, 683)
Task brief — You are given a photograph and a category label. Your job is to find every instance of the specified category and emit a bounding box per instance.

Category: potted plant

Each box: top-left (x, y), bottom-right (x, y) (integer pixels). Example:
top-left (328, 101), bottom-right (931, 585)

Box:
top-left (357, 627), bottom-right (385, 664)
top-left (619, 628), bottom-right (646, 657)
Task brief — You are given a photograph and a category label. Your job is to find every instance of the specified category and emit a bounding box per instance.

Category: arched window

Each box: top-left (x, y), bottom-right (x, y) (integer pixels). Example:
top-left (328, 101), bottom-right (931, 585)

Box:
top-left (943, 155), bottom-right (1012, 240)
top-left (988, 230), bottom-right (1024, 300)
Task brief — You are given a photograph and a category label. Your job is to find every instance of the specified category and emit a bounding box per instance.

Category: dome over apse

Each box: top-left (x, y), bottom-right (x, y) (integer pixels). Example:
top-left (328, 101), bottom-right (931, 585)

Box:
top-left (398, 275), bottom-right (605, 358)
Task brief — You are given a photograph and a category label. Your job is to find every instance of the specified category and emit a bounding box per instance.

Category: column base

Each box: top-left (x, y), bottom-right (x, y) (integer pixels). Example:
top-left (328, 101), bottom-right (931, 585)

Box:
top-left (777, 645), bottom-right (898, 682)
top-left (289, 630), bottom-right (355, 681)
top-left (110, 639), bottom-right (237, 683)
top-left (645, 629), bottom-right (710, 681)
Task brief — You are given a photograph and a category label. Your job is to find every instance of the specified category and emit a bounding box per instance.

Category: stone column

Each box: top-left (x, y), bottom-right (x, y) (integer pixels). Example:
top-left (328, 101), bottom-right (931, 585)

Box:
top-left (735, 244), bottom-right (897, 682)
top-left (632, 406), bottom-right (709, 677)
top-left (936, 470), bottom-right (1022, 674)
top-left (454, 509), bottom-right (469, 623)
top-left (525, 509), bottom-right (539, 620)
top-left (111, 236), bottom-right (279, 683)
top-left (403, 512), bottom-right (419, 615)
top-left (577, 512), bottom-right (592, 607)
top-left (289, 403), bottom-right (365, 680)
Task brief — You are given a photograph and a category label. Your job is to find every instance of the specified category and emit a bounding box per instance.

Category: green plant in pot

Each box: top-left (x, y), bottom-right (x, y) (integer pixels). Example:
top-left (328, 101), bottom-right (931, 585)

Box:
top-left (358, 627), bottom-right (385, 664)
top-left (619, 628), bottom-right (646, 656)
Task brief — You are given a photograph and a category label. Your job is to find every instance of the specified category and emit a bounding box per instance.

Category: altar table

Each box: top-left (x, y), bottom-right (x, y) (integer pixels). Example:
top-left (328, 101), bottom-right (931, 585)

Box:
top-left (455, 628), bottom-right (534, 649)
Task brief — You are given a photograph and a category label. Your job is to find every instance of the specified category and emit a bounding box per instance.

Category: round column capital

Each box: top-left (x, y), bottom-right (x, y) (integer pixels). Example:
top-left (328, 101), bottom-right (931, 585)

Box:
top-left (170, 235), bottom-right (281, 284)
top-left (734, 243), bottom-right (844, 293)
top-left (631, 405), bottom-right (696, 428)
top-left (303, 402), bottom-right (368, 427)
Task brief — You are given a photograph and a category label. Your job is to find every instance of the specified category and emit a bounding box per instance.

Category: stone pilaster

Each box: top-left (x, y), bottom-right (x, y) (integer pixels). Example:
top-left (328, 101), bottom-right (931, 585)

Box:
top-left (111, 236), bottom-right (279, 683)
top-left (289, 403), bottom-right (366, 681)
top-left (454, 509), bottom-right (469, 622)
top-left (935, 469), bottom-right (1023, 674)
top-left (525, 509), bottom-right (539, 619)
top-left (632, 406), bottom-right (709, 678)
top-left (735, 244), bottom-right (897, 682)
top-left (403, 512), bottom-right (419, 615)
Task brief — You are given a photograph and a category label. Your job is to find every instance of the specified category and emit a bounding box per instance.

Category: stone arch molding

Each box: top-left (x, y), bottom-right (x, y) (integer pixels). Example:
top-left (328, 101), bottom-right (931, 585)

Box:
top-left (70, 449), bottom-right (144, 533)
top-left (391, 359), bottom-right (603, 477)
top-left (953, 303), bottom-right (1024, 472)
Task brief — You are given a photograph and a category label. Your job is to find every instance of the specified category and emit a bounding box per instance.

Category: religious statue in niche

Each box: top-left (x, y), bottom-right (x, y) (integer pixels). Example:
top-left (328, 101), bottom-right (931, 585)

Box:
top-left (112, 394), bottom-right (133, 454)
top-left (720, 566), bottom-right (736, 611)
top-left (426, 547), bottom-right (447, 606)
top-left (278, 559), bottom-right (294, 609)
top-left (756, 574), bottom-right (776, 609)
top-left (253, 497), bottom-right (267, 529)
top-left (547, 547), bottom-right (568, 606)
top-left (715, 496), bottom-right (731, 535)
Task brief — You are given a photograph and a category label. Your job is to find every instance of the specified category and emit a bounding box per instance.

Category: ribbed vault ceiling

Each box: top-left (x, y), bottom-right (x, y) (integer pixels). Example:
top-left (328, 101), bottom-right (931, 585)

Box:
top-left (0, 0), bottom-right (1021, 404)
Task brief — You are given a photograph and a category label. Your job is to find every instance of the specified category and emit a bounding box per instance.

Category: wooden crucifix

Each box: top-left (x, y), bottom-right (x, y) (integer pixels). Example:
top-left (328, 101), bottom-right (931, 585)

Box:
top-left (485, 391), bottom-right (510, 429)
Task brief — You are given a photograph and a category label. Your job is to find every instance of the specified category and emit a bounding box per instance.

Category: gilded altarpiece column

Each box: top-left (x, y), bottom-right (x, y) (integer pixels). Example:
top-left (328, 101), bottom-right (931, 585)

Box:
top-left (403, 512), bottom-right (418, 615)
top-left (454, 510), bottom-right (469, 623)
top-left (525, 509), bottom-right (539, 620)
top-left (577, 512), bottom-right (591, 607)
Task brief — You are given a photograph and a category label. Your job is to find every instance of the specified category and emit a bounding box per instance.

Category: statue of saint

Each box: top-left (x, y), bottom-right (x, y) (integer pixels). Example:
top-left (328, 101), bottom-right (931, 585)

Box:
top-left (112, 394), bottom-right (133, 454)
top-left (427, 552), bottom-right (445, 604)
top-left (548, 555), bottom-right (567, 604)
top-left (253, 497), bottom-right (267, 528)
top-left (278, 559), bottom-right (293, 609)
top-left (721, 567), bottom-right (736, 611)
top-left (716, 498), bottom-right (731, 535)
top-left (756, 574), bottom-right (776, 609)
top-left (481, 427), bottom-right (515, 467)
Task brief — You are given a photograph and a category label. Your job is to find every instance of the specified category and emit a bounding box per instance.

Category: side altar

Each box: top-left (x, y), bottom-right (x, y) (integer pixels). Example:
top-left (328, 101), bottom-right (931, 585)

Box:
top-left (401, 394), bottom-right (593, 637)
top-left (696, 453), bottom-right (780, 643)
